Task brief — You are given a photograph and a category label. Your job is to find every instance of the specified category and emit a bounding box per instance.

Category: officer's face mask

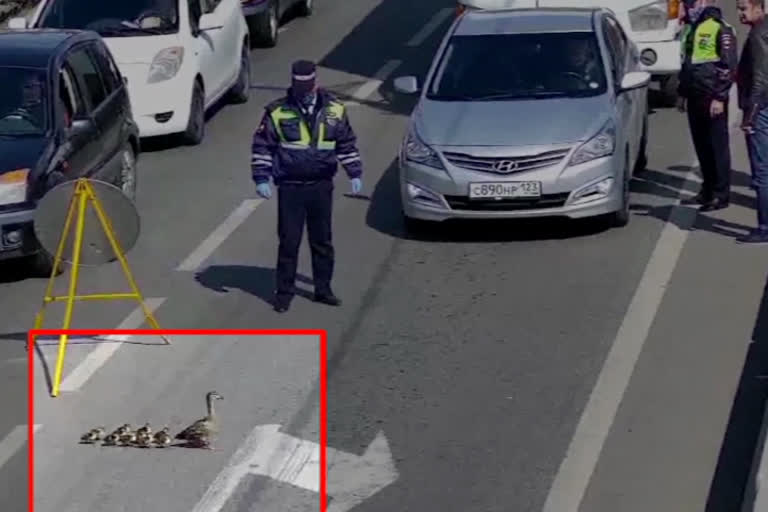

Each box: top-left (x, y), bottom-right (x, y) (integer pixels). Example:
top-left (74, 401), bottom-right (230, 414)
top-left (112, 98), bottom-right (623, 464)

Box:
top-left (687, 4), bottom-right (703, 21)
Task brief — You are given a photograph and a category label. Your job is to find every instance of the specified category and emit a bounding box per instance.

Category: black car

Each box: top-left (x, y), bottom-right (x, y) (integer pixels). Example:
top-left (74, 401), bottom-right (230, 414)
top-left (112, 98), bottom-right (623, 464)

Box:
top-left (0, 29), bottom-right (140, 275)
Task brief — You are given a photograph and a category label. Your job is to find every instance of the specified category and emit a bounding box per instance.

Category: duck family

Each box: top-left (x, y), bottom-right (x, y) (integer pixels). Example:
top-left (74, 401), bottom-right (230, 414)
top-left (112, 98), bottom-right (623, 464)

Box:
top-left (78, 391), bottom-right (222, 450)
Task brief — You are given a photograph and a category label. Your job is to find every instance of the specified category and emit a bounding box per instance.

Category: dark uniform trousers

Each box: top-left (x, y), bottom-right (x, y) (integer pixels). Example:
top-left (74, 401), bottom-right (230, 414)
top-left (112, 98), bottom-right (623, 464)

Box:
top-left (686, 97), bottom-right (732, 202)
top-left (276, 179), bottom-right (334, 301)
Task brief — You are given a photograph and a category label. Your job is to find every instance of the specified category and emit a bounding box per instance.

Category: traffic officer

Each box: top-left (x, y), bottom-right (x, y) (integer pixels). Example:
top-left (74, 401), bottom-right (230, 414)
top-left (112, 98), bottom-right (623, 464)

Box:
top-left (677, 0), bottom-right (738, 211)
top-left (251, 60), bottom-right (363, 313)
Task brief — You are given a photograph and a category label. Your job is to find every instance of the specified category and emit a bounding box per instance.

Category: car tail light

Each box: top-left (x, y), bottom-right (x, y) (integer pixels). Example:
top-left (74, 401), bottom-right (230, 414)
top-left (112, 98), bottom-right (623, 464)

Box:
top-left (668, 0), bottom-right (679, 20)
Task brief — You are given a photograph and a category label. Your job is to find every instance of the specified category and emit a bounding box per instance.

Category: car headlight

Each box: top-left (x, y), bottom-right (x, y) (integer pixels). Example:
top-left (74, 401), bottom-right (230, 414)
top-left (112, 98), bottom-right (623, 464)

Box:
top-left (0, 168), bottom-right (29, 206)
top-left (569, 120), bottom-right (615, 167)
top-left (628, 1), bottom-right (668, 32)
top-left (147, 47), bottom-right (184, 84)
top-left (402, 126), bottom-right (445, 170)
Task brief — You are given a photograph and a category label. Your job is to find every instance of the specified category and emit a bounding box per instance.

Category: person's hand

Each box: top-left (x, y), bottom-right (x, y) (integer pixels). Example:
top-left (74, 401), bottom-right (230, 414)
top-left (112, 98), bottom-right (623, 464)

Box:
top-left (676, 97), bottom-right (686, 112)
top-left (710, 99), bottom-right (725, 117)
top-left (256, 182), bottom-right (272, 199)
top-left (350, 177), bottom-right (362, 195)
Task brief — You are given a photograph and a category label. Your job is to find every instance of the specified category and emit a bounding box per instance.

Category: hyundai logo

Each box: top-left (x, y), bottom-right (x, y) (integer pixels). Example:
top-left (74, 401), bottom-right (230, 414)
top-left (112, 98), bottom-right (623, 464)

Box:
top-left (493, 160), bottom-right (518, 173)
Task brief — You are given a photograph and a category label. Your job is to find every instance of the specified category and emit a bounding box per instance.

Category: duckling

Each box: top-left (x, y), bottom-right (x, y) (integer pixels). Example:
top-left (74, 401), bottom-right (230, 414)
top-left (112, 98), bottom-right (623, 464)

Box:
top-left (175, 391), bottom-right (223, 450)
top-left (153, 427), bottom-right (172, 448)
top-left (136, 423), bottom-right (152, 437)
top-left (103, 432), bottom-right (120, 446)
top-left (79, 427), bottom-right (104, 444)
top-left (119, 429), bottom-right (137, 445)
top-left (91, 427), bottom-right (106, 441)
top-left (135, 431), bottom-right (153, 448)
top-left (116, 424), bottom-right (131, 435)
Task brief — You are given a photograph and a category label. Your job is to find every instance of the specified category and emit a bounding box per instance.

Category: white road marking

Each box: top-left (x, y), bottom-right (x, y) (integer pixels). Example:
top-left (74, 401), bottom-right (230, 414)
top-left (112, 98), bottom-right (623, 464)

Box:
top-left (542, 166), bottom-right (700, 512)
top-left (0, 425), bottom-right (41, 469)
top-left (347, 59), bottom-right (402, 106)
top-left (191, 424), bottom-right (397, 512)
top-left (56, 298), bottom-right (166, 392)
top-left (176, 199), bottom-right (263, 271)
top-left (406, 8), bottom-right (453, 47)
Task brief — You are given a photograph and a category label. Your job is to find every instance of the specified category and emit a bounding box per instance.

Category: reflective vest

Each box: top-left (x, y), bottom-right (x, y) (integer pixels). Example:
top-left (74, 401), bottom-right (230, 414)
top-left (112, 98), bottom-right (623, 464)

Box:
top-left (269, 100), bottom-right (345, 151)
top-left (682, 18), bottom-right (723, 65)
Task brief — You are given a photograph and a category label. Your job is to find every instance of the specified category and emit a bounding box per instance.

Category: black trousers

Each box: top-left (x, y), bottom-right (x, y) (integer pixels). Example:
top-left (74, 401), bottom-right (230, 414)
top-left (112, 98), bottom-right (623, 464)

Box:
top-left (275, 180), bottom-right (334, 302)
top-left (686, 97), bottom-right (731, 201)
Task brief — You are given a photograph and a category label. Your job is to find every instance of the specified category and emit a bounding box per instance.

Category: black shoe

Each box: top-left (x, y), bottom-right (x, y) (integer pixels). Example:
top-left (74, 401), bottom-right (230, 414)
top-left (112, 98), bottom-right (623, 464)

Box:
top-left (699, 197), bottom-right (729, 212)
top-left (681, 193), bottom-right (710, 205)
top-left (736, 229), bottom-right (768, 245)
top-left (314, 293), bottom-right (341, 306)
top-left (273, 295), bottom-right (292, 313)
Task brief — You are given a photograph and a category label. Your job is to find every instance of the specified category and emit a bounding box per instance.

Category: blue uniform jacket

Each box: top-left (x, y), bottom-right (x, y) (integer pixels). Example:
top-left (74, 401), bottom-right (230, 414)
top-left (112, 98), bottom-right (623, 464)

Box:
top-left (251, 88), bottom-right (362, 185)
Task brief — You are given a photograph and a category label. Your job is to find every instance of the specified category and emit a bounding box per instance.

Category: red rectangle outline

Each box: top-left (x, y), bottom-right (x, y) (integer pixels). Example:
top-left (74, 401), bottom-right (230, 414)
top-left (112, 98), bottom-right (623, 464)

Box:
top-left (27, 329), bottom-right (328, 512)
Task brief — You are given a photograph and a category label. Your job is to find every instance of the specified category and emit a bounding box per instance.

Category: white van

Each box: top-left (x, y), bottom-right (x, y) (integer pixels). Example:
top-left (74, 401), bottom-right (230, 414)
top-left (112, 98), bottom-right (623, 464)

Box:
top-left (456, 0), bottom-right (684, 106)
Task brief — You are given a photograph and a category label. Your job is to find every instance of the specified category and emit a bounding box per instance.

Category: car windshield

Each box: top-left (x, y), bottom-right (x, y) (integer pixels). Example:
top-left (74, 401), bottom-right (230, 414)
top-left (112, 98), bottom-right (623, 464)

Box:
top-left (0, 67), bottom-right (48, 136)
top-left (37, 0), bottom-right (179, 36)
top-left (427, 32), bottom-right (608, 101)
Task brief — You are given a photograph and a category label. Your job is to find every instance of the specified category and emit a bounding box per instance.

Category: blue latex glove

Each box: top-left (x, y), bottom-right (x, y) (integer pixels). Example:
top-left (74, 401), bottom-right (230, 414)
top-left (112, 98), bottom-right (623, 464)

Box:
top-left (256, 182), bottom-right (272, 199)
top-left (350, 178), bottom-right (362, 195)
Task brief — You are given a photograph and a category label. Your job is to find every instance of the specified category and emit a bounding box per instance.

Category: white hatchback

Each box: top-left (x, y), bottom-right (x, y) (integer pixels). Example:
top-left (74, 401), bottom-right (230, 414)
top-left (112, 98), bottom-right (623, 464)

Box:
top-left (10, 0), bottom-right (251, 145)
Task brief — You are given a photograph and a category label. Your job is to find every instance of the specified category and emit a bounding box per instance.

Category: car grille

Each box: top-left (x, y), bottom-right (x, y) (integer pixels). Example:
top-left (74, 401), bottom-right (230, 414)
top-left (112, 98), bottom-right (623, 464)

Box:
top-left (443, 193), bottom-right (570, 211)
top-left (442, 148), bottom-right (571, 175)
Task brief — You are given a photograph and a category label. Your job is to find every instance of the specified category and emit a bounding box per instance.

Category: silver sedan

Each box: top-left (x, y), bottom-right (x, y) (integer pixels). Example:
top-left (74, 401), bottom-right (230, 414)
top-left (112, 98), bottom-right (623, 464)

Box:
top-left (394, 7), bottom-right (650, 230)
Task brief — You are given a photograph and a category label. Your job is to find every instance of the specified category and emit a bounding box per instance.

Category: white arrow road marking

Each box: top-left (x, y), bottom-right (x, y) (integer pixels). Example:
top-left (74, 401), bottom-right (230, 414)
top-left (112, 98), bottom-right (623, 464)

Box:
top-left (0, 424), bottom-right (41, 469)
top-left (191, 424), bottom-right (398, 512)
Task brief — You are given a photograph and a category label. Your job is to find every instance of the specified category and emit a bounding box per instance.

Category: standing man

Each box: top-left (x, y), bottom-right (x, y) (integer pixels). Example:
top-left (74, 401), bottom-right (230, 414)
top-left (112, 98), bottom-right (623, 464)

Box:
top-left (737, 0), bottom-right (768, 244)
top-left (677, 0), bottom-right (738, 211)
top-left (251, 60), bottom-right (363, 312)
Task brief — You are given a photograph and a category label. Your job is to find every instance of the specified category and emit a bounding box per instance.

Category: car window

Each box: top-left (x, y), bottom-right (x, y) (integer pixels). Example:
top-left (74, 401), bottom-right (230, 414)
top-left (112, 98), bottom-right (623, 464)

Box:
top-left (0, 67), bottom-right (48, 135)
top-left (90, 42), bottom-right (122, 96)
top-left (200, 0), bottom-right (221, 13)
top-left (59, 65), bottom-right (83, 123)
top-left (66, 47), bottom-right (107, 112)
top-left (188, 0), bottom-right (202, 30)
top-left (427, 31), bottom-right (607, 101)
top-left (37, 0), bottom-right (180, 36)
top-left (603, 16), bottom-right (626, 80)
top-left (601, 22), bottom-right (622, 83)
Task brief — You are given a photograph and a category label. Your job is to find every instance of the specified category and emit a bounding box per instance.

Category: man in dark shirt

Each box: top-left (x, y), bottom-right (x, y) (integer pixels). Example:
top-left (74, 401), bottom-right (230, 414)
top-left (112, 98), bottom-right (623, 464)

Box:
top-left (737, 0), bottom-right (768, 243)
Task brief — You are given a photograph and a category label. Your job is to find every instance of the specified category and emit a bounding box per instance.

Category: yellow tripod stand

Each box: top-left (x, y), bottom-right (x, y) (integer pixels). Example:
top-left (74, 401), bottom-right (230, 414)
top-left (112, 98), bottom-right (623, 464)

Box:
top-left (32, 178), bottom-right (169, 397)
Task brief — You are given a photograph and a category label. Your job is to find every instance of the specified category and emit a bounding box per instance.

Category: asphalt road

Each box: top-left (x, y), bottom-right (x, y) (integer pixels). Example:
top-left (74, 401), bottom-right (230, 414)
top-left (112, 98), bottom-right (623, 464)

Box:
top-left (1, 1), bottom-right (768, 511)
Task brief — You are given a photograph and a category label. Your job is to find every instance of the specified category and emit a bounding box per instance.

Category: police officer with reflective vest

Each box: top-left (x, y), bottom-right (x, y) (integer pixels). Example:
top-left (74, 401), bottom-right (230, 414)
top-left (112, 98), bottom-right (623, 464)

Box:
top-left (251, 60), bottom-right (363, 313)
top-left (677, 0), bottom-right (738, 211)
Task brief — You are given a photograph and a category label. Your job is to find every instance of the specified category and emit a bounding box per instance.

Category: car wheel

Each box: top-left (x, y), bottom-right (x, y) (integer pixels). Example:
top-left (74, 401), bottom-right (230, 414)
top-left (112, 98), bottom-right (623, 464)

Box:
top-left (249, 0), bottom-right (279, 48)
top-left (634, 118), bottom-right (648, 174)
top-left (29, 245), bottom-right (62, 278)
top-left (182, 81), bottom-right (205, 146)
top-left (229, 44), bottom-right (251, 104)
top-left (117, 144), bottom-right (137, 200)
top-left (296, 0), bottom-right (313, 16)
top-left (610, 157), bottom-right (631, 228)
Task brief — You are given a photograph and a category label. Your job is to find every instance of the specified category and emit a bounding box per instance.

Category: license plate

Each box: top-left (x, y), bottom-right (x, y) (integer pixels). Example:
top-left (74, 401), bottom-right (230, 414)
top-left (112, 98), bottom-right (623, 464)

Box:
top-left (468, 181), bottom-right (541, 199)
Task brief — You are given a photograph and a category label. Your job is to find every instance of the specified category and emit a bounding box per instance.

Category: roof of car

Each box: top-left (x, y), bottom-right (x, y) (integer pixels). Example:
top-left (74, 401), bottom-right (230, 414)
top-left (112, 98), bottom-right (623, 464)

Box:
top-left (0, 29), bottom-right (92, 68)
top-left (454, 8), bottom-right (600, 36)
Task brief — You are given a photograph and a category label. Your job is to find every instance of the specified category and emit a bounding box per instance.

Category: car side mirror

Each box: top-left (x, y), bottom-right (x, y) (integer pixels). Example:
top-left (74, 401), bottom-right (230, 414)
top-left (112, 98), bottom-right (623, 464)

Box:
top-left (393, 76), bottom-right (419, 94)
top-left (198, 12), bottom-right (224, 32)
top-left (619, 71), bottom-right (651, 92)
top-left (69, 118), bottom-right (93, 138)
top-left (7, 17), bottom-right (28, 29)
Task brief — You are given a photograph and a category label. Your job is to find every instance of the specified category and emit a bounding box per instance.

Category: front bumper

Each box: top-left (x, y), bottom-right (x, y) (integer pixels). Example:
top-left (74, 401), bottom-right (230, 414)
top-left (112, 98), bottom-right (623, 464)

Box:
top-left (399, 150), bottom-right (624, 222)
top-left (0, 206), bottom-right (37, 261)
top-left (635, 39), bottom-right (681, 76)
top-left (120, 63), bottom-right (195, 138)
